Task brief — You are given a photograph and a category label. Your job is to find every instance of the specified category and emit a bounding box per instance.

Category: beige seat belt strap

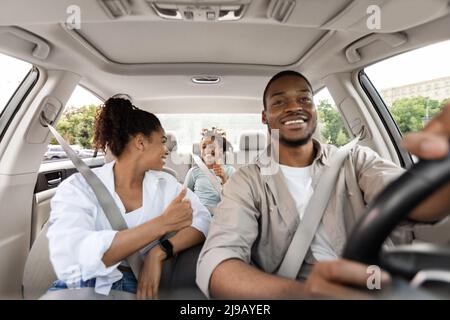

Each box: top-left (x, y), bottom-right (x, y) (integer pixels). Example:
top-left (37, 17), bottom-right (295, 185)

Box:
top-left (277, 136), bottom-right (360, 279)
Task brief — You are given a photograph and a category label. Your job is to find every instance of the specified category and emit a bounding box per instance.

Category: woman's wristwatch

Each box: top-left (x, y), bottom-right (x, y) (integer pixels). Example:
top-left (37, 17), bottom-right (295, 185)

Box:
top-left (159, 238), bottom-right (173, 260)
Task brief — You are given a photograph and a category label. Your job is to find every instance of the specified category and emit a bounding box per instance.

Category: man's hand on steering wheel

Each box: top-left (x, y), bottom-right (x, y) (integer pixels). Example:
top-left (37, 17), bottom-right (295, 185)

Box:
top-left (305, 259), bottom-right (391, 299)
top-left (403, 104), bottom-right (450, 222)
top-left (307, 104), bottom-right (450, 299)
top-left (403, 103), bottom-right (450, 160)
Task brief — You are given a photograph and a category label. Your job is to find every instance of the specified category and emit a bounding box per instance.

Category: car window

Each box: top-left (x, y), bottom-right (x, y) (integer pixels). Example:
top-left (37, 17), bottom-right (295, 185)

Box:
top-left (364, 40), bottom-right (450, 135)
top-left (43, 85), bottom-right (103, 162)
top-left (314, 88), bottom-right (351, 146)
top-left (0, 53), bottom-right (32, 116)
top-left (157, 114), bottom-right (266, 153)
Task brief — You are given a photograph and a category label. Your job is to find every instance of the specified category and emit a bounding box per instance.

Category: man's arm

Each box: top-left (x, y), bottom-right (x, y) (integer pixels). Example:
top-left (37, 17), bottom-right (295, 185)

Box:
top-left (210, 259), bottom-right (306, 299)
top-left (210, 258), bottom-right (390, 299)
top-left (404, 103), bottom-right (450, 222)
top-left (408, 184), bottom-right (450, 222)
top-left (353, 143), bottom-right (449, 223)
top-left (196, 168), bottom-right (268, 298)
top-left (294, 104), bottom-right (450, 298)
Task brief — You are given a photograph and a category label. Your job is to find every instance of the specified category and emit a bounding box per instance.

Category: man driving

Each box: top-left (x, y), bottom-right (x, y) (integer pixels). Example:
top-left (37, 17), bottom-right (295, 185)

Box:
top-left (196, 70), bottom-right (450, 299)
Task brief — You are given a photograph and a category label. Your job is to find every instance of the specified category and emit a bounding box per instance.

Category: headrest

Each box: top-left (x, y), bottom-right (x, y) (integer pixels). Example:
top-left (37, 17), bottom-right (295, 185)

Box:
top-left (166, 132), bottom-right (178, 152)
top-left (192, 142), bottom-right (200, 156)
top-left (162, 167), bottom-right (178, 180)
top-left (239, 131), bottom-right (266, 151)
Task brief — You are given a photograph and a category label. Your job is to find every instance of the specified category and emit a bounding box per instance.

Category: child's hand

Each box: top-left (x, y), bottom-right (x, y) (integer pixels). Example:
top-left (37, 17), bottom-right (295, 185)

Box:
top-left (213, 164), bottom-right (227, 184)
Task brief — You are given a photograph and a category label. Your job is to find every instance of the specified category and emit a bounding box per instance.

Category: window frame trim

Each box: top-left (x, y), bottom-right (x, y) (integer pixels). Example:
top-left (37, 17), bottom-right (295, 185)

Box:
top-left (0, 66), bottom-right (39, 142)
top-left (358, 69), bottom-right (413, 169)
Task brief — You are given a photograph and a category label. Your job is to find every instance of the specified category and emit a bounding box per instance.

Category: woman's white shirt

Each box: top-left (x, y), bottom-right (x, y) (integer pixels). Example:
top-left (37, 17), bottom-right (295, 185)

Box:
top-left (46, 160), bottom-right (211, 295)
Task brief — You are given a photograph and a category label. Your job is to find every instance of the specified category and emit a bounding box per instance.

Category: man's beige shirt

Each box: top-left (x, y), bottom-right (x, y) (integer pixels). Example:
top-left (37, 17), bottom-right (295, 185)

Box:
top-left (196, 140), bottom-right (411, 297)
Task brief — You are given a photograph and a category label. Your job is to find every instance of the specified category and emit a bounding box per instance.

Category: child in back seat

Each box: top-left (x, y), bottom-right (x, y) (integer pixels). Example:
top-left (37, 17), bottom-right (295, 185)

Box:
top-left (184, 127), bottom-right (235, 211)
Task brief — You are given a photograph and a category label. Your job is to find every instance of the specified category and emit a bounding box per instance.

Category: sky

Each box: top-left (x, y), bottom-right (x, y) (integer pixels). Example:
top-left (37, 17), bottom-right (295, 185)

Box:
top-left (65, 86), bottom-right (102, 107)
top-left (0, 57), bottom-right (101, 114)
top-left (365, 40), bottom-right (450, 90)
top-left (2, 40), bottom-right (450, 112)
top-left (0, 55), bottom-right (31, 112)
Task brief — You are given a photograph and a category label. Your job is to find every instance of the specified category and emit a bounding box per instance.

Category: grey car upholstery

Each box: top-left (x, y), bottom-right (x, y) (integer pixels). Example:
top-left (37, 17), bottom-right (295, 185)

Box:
top-left (233, 131), bottom-right (266, 168)
top-left (23, 221), bottom-right (205, 299)
top-left (23, 222), bottom-right (56, 299)
top-left (164, 132), bottom-right (191, 182)
top-left (30, 189), bottom-right (55, 245)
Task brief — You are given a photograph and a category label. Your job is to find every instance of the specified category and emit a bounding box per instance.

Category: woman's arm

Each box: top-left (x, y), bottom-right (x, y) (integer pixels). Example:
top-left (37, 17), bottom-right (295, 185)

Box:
top-left (151, 226), bottom-right (205, 260)
top-left (137, 226), bottom-right (205, 299)
top-left (136, 184), bottom-right (210, 299)
top-left (102, 215), bottom-right (168, 267)
top-left (102, 188), bottom-right (193, 266)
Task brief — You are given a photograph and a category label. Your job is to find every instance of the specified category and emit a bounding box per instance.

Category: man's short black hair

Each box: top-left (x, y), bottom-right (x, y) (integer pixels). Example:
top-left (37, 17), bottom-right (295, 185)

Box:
top-left (263, 70), bottom-right (314, 110)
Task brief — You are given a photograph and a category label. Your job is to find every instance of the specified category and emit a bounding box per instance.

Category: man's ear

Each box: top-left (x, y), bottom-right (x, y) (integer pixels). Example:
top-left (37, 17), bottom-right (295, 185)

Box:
top-left (262, 110), bottom-right (268, 125)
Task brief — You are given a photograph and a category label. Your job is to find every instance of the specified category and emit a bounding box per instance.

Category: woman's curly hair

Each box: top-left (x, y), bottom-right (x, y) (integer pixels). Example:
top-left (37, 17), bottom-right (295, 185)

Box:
top-left (93, 97), bottom-right (162, 157)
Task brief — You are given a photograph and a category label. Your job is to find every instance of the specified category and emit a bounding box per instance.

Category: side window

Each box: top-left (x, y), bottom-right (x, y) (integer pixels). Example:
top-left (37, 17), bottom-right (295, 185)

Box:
top-left (0, 53), bottom-right (32, 116)
top-left (314, 88), bottom-right (351, 146)
top-left (43, 86), bottom-right (103, 162)
top-left (364, 40), bottom-right (450, 135)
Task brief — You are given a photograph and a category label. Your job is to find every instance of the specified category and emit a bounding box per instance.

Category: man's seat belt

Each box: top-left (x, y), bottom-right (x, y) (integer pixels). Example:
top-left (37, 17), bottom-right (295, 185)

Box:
top-left (42, 114), bottom-right (142, 279)
top-left (189, 154), bottom-right (223, 195)
top-left (276, 136), bottom-right (360, 279)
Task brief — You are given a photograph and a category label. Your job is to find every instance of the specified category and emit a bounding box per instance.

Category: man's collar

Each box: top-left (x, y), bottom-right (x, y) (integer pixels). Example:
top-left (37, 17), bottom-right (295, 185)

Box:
top-left (255, 138), bottom-right (330, 169)
top-left (312, 139), bottom-right (330, 167)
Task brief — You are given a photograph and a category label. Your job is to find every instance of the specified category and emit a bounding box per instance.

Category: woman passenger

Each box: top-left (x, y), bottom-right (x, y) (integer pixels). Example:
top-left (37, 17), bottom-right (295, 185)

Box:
top-left (46, 97), bottom-right (211, 299)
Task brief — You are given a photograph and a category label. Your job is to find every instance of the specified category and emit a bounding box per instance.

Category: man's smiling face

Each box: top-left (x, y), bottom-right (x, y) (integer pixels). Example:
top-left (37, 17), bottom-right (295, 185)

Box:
top-left (262, 75), bottom-right (317, 147)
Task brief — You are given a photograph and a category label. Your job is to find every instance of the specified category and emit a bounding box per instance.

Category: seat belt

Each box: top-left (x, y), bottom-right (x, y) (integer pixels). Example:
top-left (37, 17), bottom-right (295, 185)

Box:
top-left (190, 154), bottom-right (223, 195)
top-left (276, 136), bottom-right (360, 279)
top-left (42, 115), bottom-right (142, 279)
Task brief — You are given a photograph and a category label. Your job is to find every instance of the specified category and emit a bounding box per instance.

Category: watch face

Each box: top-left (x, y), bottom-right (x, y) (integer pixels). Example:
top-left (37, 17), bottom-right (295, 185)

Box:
top-left (161, 240), bottom-right (172, 250)
top-left (160, 239), bottom-right (173, 259)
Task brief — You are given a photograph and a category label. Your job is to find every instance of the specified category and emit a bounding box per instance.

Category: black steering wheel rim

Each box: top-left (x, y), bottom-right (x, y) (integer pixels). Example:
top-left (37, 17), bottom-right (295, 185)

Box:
top-left (343, 152), bottom-right (450, 267)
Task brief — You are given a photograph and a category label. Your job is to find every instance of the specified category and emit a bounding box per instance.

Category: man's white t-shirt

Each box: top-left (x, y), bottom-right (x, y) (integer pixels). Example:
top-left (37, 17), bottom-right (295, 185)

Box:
top-left (279, 164), bottom-right (338, 262)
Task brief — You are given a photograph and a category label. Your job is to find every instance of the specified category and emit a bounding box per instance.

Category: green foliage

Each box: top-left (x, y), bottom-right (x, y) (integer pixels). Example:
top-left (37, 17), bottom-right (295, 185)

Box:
top-left (440, 98), bottom-right (450, 108)
top-left (389, 97), bottom-right (445, 133)
top-left (316, 100), bottom-right (350, 146)
top-left (50, 104), bottom-right (99, 148)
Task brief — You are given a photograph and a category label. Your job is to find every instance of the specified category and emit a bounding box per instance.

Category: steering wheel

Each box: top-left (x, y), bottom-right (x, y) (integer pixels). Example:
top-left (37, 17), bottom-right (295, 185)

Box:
top-left (342, 152), bottom-right (450, 298)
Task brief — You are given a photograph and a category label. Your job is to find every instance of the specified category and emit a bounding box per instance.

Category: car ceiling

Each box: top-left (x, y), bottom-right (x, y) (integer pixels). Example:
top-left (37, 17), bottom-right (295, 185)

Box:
top-left (1, 0), bottom-right (450, 113)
